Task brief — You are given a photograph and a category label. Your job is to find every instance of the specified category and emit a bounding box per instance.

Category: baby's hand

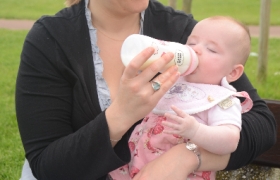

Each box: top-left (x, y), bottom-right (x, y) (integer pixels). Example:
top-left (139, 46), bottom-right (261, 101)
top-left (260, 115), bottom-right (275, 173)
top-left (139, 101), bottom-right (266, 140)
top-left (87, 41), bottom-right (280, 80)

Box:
top-left (162, 105), bottom-right (200, 139)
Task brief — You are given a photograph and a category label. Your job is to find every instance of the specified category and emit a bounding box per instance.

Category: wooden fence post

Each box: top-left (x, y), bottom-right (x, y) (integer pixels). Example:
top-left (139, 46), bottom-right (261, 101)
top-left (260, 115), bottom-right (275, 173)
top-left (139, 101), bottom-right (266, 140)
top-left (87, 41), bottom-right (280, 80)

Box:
top-left (169, 0), bottom-right (177, 9)
top-left (182, 0), bottom-right (192, 14)
top-left (257, 0), bottom-right (271, 82)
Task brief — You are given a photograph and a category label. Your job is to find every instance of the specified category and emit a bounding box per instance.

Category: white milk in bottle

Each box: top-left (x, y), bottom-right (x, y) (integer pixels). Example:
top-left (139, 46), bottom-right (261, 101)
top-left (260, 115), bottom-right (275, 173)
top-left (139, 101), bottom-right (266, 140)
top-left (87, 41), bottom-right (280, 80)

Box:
top-left (121, 34), bottom-right (198, 76)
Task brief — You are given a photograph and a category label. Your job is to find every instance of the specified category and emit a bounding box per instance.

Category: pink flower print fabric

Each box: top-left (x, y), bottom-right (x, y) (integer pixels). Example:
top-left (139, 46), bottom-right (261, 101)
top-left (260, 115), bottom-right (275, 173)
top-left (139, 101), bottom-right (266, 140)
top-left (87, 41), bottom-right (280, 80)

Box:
top-left (109, 113), bottom-right (215, 180)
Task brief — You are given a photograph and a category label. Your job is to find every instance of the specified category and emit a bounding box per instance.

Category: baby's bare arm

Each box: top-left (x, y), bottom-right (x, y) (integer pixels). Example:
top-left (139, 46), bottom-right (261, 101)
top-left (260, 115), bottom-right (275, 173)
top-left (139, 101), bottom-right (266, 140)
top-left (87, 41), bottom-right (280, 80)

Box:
top-left (163, 106), bottom-right (240, 155)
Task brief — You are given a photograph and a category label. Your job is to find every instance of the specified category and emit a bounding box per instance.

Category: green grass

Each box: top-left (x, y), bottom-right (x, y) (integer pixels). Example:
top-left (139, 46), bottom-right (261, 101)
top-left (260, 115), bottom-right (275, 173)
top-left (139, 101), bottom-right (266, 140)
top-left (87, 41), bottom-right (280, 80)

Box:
top-left (159, 0), bottom-right (280, 25)
top-left (0, 0), bottom-right (280, 25)
top-left (0, 0), bottom-right (65, 20)
top-left (246, 38), bottom-right (280, 100)
top-left (0, 29), bottom-right (28, 179)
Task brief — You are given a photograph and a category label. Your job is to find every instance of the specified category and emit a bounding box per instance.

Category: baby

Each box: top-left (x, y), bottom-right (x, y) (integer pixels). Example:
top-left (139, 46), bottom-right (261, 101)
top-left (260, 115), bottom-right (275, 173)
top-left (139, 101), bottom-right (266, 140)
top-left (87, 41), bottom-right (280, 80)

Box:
top-left (110, 16), bottom-right (252, 180)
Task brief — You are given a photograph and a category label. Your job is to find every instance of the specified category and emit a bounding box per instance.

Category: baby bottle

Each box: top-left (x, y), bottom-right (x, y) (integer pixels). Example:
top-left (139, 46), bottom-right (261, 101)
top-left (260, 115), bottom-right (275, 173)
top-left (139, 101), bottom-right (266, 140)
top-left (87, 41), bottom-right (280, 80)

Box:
top-left (121, 34), bottom-right (198, 76)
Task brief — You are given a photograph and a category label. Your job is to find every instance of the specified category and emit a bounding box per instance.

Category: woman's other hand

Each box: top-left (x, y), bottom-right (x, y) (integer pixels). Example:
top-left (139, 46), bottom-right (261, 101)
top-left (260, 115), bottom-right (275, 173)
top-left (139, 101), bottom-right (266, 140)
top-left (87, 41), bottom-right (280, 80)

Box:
top-left (133, 143), bottom-right (230, 180)
top-left (132, 143), bottom-right (194, 180)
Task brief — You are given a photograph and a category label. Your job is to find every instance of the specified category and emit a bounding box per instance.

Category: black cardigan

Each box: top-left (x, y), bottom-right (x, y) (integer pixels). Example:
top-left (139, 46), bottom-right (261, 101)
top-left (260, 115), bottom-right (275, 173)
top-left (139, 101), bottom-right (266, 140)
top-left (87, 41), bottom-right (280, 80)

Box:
top-left (16, 0), bottom-right (276, 179)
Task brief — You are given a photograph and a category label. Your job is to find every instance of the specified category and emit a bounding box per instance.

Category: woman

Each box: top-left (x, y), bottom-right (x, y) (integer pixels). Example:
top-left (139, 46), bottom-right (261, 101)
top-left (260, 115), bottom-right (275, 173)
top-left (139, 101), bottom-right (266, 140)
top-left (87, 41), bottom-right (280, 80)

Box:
top-left (16, 0), bottom-right (276, 179)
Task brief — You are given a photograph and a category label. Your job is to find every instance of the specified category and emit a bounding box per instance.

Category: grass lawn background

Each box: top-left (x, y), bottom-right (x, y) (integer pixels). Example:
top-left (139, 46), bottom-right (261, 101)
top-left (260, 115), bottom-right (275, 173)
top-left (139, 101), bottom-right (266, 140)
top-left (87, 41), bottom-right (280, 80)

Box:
top-left (1, 0), bottom-right (280, 25)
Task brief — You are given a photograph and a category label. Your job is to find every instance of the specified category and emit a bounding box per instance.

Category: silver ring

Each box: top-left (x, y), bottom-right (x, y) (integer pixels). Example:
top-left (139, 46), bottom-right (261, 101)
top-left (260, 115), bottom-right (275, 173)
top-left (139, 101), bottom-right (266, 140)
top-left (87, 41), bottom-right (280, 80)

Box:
top-left (151, 80), bottom-right (161, 91)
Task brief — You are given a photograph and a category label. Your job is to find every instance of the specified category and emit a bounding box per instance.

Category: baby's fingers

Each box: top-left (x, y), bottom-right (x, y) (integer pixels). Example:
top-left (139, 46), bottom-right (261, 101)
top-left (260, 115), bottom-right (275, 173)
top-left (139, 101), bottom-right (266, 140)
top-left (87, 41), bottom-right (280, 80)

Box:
top-left (170, 105), bottom-right (188, 118)
top-left (162, 121), bottom-right (180, 130)
top-left (164, 112), bottom-right (183, 124)
top-left (163, 129), bottom-right (179, 135)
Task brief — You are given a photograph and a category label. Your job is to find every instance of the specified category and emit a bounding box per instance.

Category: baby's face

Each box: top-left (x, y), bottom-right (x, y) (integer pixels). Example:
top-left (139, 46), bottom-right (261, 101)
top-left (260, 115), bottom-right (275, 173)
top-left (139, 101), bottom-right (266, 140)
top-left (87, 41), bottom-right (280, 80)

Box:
top-left (185, 19), bottom-right (240, 85)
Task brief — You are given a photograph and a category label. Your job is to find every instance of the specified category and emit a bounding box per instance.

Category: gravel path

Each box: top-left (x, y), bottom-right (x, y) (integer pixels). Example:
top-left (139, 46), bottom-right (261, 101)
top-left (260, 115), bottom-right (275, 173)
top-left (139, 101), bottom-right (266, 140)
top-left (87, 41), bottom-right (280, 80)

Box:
top-left (1, 19), bottom-right (280, 38)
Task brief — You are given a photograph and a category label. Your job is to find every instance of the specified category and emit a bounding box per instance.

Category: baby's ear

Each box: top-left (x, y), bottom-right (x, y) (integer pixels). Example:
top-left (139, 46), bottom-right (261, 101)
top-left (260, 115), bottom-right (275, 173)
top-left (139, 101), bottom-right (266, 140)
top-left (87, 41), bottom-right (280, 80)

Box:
top-left (226, 64), bottom-right (244, 83)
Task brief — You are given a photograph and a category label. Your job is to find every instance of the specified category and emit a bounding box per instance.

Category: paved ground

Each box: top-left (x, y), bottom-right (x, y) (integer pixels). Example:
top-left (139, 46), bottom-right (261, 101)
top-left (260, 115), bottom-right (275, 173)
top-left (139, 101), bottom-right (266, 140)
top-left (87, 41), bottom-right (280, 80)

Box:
top-left (0, 19), bottom-right (35, 30)
top-left (0, 19), bottom-right (280, 38)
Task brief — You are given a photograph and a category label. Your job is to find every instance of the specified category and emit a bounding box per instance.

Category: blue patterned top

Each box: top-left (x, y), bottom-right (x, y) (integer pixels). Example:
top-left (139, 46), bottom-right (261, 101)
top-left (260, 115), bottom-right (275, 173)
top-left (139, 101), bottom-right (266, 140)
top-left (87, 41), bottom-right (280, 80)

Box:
top-left (85, 0), bottom-right (144, 111)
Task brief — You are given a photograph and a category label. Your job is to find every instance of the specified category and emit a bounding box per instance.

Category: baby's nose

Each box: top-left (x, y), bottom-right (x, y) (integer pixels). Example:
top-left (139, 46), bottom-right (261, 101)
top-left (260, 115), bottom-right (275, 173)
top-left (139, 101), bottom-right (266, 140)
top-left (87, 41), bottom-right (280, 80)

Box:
top-left (193, 45), bottom-right (202, 55)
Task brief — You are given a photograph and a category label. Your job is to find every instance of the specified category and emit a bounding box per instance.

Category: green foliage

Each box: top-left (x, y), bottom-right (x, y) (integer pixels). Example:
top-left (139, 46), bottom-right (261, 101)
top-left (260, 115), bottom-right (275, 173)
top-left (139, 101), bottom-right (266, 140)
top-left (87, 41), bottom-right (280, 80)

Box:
top-left (159, 0), bottom-right (280, 25)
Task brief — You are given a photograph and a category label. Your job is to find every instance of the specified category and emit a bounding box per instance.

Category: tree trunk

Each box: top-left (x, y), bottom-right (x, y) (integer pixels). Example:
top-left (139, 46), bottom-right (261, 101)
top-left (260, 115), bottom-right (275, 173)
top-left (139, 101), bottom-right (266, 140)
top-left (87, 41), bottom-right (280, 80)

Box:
top-left (169, 0), bottom-right (177, 9)
top-left (182, 0), bottom-right (192, 14)
top-left (258, 0), bottom-right (271, 82)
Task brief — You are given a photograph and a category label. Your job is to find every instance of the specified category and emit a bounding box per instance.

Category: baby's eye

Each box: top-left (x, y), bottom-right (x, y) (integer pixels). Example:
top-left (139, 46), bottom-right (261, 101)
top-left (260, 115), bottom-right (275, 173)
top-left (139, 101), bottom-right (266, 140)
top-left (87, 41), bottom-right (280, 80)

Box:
top-left (186, 40), bottom-right (196, 46)
top-left (207, 48), bottom-right (217, 53)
